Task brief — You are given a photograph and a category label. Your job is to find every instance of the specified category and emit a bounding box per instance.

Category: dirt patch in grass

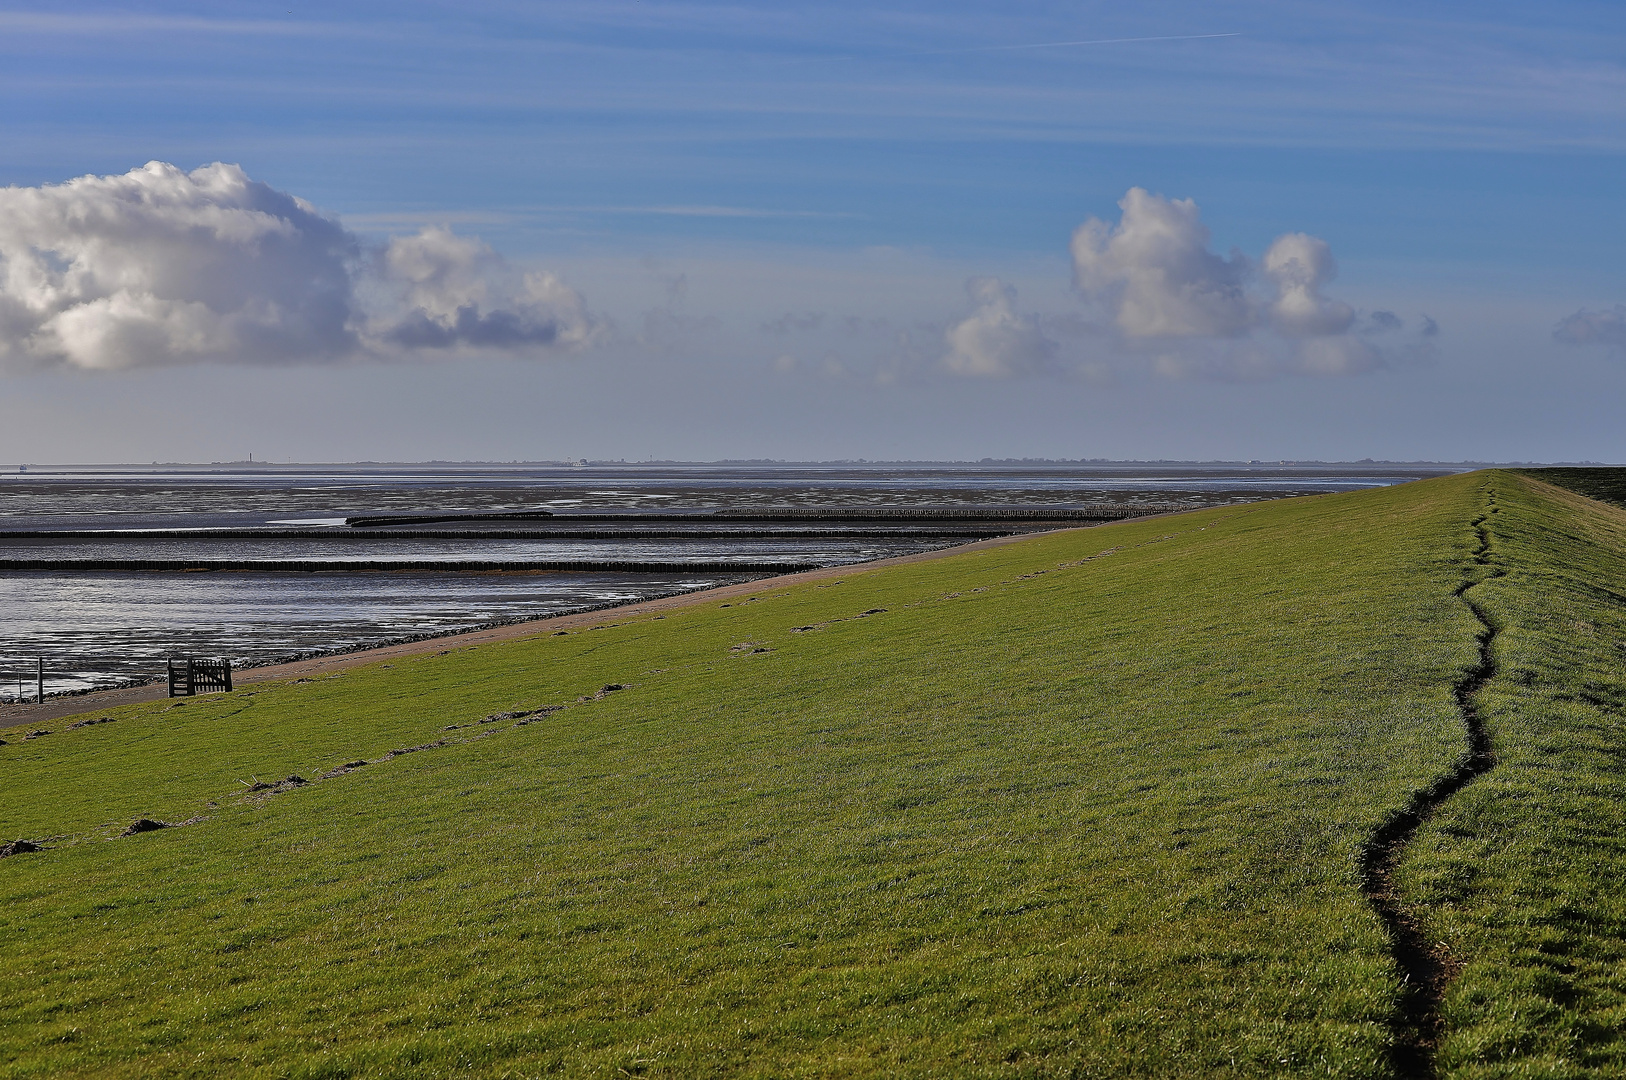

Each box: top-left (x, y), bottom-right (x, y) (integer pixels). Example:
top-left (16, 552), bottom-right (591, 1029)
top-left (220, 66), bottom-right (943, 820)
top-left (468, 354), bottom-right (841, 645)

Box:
top-left (321, 761), bottom-right (369, 779)
top-left (244, 776), bottom-right (309, 794)
top-left (387, 740), bottom-right (447, 758)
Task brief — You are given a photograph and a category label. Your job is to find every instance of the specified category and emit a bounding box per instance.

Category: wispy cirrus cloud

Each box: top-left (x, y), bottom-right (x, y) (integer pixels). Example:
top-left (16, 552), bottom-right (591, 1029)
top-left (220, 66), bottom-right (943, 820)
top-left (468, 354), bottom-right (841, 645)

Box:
top-left (341, 206), bottom-right (857, 233)
top-left (551, 205), bottom-right (860, 220)
top-left (794, 32), bottom-right (1242, 65)
top-left (342, 211), bottom-right (523, 230)
top-left (0, 12), bottom-right (357, 37)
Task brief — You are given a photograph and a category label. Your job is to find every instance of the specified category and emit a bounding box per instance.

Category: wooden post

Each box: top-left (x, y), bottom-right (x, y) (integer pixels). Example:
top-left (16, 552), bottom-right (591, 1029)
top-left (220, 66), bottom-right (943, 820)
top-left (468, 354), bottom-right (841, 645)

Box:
top-left (36, 659), bottom-right (43, 704)
top-left (168, 658), bottom-right (190, 698)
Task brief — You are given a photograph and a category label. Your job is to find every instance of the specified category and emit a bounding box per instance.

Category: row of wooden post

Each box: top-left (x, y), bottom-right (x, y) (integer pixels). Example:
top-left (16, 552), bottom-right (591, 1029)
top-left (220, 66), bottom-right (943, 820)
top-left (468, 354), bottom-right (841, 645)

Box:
top-left (6, 658), bottom-right (232, 704)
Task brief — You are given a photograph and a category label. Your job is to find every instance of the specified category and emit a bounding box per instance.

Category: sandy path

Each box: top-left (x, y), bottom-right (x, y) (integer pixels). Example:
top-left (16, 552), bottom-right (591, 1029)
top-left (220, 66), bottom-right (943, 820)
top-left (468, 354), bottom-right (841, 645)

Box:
top-left (0, 523), bottom-right (1120, 731)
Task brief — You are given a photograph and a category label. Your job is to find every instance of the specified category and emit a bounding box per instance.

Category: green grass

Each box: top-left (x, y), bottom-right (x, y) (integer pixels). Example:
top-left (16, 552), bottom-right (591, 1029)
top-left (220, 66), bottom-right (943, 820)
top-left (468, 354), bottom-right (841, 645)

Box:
top-left (1, 471), bottom-right (1623, 1077)
top-left (1515, 467), bottom-right (1626, 510)
top-left (1401, 476), bottom-right (1626, 1076)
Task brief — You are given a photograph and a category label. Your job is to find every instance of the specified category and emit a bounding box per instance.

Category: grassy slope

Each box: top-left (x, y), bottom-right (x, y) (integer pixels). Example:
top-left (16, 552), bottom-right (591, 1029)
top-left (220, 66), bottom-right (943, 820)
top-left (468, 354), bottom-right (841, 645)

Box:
top-left (1402, 474), bottom-right (1626, 1076)
top-left (1514, 468), bottom-right (1626, 510)
top-left (0, 470), bottom-right (1600, 1078)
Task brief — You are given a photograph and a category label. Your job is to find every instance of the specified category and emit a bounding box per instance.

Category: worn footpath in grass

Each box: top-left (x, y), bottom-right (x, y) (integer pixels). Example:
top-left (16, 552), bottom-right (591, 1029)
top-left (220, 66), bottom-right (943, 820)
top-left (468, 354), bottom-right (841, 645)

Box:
top-left (0, 470), bottom-right (1581, 1077)
top-left (1400, 474), bottom-right (1626, 1076)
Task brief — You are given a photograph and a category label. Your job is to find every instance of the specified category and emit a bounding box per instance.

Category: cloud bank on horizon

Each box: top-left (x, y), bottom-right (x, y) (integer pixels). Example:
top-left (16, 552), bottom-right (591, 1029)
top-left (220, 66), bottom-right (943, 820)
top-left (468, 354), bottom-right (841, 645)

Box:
top-left (0, 162), bottom-right (1524, 386)
top-left (0, 162), bottom-right (602, 371)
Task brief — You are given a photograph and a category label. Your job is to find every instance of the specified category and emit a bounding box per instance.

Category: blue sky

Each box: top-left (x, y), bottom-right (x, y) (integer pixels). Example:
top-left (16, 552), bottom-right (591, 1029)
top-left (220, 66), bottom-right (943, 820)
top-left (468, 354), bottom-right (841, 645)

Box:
top-left (0, 1), bottom-right (1623, 462)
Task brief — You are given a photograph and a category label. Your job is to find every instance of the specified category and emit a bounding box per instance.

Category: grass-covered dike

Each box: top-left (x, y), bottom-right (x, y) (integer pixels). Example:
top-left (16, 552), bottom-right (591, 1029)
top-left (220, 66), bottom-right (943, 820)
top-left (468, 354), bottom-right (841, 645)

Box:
top-left (3, 470), bottom-right (1626, 1077)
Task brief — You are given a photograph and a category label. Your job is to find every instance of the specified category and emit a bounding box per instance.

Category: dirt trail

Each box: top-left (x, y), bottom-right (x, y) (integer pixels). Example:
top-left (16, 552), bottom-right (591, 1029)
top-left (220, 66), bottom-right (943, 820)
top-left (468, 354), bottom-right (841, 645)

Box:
top-left (1360, 492), bottom-right (1502, 1078)
top-left (1, 518), bottom-right (1183, 731)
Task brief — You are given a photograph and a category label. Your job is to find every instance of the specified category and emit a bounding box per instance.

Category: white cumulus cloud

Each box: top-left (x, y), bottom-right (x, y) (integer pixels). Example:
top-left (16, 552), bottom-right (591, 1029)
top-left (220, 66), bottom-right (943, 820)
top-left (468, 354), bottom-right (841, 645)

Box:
top-left (942, 278), bottom-right (1056, 377)
top-left (1261, 232), bottom-right (1355, 337)
top-left (1071, 187), bottom-right (1251, 339)
top-left (1064, 187), bottom-right (1425, 380)
top-left (0, 161), bottom-right (600, 371)
top-left (0, 161), bottom-right (356, 370)
top-left (367, 227), bottom-right (600, 351)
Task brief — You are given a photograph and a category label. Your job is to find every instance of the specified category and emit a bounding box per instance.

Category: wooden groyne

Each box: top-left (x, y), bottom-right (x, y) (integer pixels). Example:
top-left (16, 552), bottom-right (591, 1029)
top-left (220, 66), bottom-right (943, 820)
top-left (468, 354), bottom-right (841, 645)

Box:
top-left (343, 504), bottom-right (1202, 528)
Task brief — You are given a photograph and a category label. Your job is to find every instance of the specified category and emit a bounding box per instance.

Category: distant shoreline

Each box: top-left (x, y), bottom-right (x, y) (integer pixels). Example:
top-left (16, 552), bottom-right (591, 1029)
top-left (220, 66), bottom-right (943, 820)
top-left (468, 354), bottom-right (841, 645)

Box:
top-left (2, 459), bottom-right (1496, 471)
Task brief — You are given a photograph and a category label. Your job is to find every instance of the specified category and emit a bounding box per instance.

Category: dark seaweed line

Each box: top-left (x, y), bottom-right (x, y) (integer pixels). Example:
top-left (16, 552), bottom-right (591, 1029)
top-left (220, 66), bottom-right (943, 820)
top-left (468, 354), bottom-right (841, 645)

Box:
top-left (1360, 495), bottom-right (1501, 1078)
top-left (0, 526), bottom-right (1028, 541)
